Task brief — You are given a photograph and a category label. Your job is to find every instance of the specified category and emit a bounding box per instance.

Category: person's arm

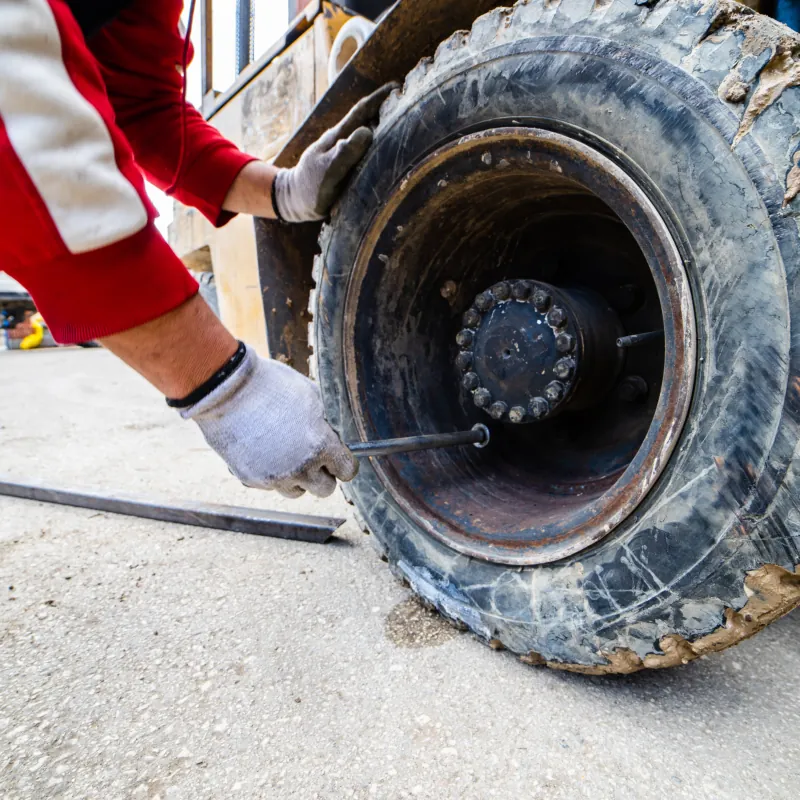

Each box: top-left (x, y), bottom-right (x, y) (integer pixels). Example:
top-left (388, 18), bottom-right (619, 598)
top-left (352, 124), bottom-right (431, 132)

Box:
top-left (100, 294), bottom-right (358, 499)
top-left (222, 84), bottom-right (394, 222)
top-left (89, 1), bottom-right (395, 225)
top-left (99, 292), bottom-right (237, 398)
top-left (0, 0), bottom-right (199, 345)
top-left (87, 1), bottom-right (256, 226)
top-left (3, 0), bottom-right (391, 497)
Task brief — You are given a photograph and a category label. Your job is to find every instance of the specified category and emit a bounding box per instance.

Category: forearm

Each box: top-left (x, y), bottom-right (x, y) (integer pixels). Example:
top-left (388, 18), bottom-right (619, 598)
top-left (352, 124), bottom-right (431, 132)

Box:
top-left (221, 161), bottom-right (279, 219)
top-left (100, 293), bottom-right (357, 498)
top-left (99, 294), bottom-right (238, 398)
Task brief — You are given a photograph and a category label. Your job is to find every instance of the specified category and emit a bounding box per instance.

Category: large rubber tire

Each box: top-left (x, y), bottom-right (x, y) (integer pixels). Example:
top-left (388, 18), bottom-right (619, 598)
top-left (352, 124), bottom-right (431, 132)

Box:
top-left (313, 0), bottom-right (800, 673)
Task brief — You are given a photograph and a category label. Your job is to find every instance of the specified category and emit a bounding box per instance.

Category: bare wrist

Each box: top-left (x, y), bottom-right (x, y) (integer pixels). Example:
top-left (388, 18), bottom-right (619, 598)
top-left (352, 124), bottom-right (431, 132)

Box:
top-left (222, 161), bottom-right (279, 218)
top-left (100, 295), bottom-right (239, 398)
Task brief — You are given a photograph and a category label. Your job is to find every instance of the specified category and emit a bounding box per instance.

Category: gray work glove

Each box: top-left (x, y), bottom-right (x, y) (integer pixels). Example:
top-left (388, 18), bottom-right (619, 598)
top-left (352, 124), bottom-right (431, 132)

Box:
top-left (273, 82), bottom-right (398, 223)
top-left (180, 347), bottom-right (358, 498)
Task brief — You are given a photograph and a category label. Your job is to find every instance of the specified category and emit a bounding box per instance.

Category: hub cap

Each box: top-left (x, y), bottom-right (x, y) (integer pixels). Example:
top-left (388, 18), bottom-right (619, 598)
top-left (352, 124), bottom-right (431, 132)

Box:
top-left (457, 280), bottom-right (623, 423)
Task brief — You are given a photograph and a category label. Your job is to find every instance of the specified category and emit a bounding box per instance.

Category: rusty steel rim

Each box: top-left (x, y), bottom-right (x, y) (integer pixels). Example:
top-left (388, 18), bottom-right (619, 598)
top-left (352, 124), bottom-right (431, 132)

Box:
top-left (342, 127), bottom-right (696, 565)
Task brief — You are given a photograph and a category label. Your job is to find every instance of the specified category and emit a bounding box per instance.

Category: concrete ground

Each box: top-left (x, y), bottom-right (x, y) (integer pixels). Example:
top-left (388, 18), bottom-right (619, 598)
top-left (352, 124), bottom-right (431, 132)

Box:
top-left (1, 347), bottom-right (798, 800)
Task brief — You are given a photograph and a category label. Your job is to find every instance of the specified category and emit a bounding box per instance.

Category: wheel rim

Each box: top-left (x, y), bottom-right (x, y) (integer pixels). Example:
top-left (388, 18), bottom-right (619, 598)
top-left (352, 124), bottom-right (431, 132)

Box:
top-left (343, 127), bottom-right (695, 565)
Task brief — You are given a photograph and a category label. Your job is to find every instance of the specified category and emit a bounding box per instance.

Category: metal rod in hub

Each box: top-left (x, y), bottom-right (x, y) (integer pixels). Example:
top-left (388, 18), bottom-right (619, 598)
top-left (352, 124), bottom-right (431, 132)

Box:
top-left (617, 330), bottom-right (664, 349)
top-left (348, 424), bottom-right (490, 458)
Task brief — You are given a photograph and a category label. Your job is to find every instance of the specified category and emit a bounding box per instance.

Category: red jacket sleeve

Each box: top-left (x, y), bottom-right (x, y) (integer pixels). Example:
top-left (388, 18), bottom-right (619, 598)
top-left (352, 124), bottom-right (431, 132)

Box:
top-left (0, 0), bottom-right (199, 344)
top-left (88, 0), bottom-right (257, 227)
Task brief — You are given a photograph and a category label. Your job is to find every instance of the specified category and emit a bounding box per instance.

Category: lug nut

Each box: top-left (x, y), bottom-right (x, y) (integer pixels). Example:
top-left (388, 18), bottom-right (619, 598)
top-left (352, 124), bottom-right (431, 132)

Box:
top-left (529, 396), bottom-right (550, 419)
top-left (492, 282), bottom-right (511, 301)
top-left (473, 388), bottom-right (492, 408)
top-left (488, 401), bottom-right (508, 420)
top-left (440, 280), bottom-right (457, 299)
top-left (475, 291), bottom-right (495, 312)
top-left (617, 375), bottom-right (648, 403)
top-left (554, 357), bottom-right (576, 380)
top-left (508, 406), bottom-right (526, 424)
top-left (555, 332), bottom-right (576, 354)
top-left (462, 371), bottom-right (480, 390)
top-left (511, 281), bottom-right (531, 300)
top-left (546, 306), bottom-right (567, 328)
top-left (463, 308), bottom-right (481, 328)
top-left (532, 289), bottom-right (551, 312)
top-left (456, 328), bottom-right (475, 347)
top-left (456, 351), bottom-right (473, 370)
top-left (544, 381), bottom-right (566, 404)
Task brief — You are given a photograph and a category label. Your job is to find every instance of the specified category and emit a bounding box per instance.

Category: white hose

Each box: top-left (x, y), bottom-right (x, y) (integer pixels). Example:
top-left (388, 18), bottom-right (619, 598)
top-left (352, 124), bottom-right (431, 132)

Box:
top-left (328, 16), bottom-right (376, 85)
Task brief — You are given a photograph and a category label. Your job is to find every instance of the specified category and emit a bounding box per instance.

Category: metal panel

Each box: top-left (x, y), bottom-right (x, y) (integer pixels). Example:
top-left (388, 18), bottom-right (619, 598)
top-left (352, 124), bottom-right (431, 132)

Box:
top-left (201, 0), bottom-right (213, 96)
top-left (236, 0), bottom-right (254, 73)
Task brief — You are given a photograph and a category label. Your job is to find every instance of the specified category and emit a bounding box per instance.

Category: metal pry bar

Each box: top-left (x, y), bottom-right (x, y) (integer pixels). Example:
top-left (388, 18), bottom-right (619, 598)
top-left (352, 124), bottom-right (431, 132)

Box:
top-left (348, 424), bottom-right (491, 458)
top-left (0, 480), bottom-right (345, 544)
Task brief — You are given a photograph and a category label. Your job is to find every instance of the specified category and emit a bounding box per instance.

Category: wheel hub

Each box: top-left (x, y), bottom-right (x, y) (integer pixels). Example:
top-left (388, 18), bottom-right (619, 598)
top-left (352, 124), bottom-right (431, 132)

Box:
top-left (343, 125), bottom-right (695, 564)
top-left (457, 280), bottom-right (623, 422)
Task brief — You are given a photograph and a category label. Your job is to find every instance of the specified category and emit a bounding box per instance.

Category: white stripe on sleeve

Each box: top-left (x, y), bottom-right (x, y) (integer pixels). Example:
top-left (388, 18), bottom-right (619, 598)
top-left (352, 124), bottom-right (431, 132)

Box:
top-left (0, 0), bottom-right (148, 254)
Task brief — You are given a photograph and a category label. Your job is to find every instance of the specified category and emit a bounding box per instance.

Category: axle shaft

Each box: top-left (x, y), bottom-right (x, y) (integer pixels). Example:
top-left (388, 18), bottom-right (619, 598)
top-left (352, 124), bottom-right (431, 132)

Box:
top-left (616, 330), bottom-right (664, 348)
top-left (348, 424), bottom-right (490, 458)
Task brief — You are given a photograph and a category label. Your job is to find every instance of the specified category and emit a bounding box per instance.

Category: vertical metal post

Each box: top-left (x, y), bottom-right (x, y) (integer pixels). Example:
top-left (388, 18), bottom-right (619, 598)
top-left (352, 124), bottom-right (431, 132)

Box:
top-left (236, 0), bottom-right (254, 74)
top-left (200, 0), bottom-right (213, 96)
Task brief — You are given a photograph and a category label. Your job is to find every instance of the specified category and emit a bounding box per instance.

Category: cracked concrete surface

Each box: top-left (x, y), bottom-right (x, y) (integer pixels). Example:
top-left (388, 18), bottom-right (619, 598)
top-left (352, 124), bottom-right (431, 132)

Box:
top-left (1, 348), bottom-right (799, 799)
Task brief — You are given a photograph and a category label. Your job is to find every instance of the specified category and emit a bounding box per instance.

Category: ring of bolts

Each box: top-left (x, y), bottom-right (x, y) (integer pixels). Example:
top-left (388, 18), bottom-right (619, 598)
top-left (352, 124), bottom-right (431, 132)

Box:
top-left (455, 280), bottom-right (579, 423)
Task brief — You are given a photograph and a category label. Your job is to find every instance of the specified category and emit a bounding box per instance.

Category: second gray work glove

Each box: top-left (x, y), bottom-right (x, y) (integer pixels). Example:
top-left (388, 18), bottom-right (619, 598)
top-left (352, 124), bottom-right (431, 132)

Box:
top-left (272, 82), bottom-right (398, 223)
top-left (180, 346), bottom-right (358, 498)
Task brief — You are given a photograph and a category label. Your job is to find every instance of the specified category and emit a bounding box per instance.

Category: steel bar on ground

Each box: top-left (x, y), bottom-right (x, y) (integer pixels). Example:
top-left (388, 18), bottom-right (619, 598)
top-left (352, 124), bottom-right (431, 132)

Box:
top-left (348, 425), bottom-right (490, 458)
top-left (616, 330), bottom-right (664, 348)
top-left (0, 480), bottom-right (344, 544)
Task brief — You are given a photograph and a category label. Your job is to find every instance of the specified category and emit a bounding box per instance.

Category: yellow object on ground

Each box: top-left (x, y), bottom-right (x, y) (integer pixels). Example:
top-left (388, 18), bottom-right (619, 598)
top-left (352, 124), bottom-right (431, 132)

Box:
top-left (20, 313), bottom-right (44, 350)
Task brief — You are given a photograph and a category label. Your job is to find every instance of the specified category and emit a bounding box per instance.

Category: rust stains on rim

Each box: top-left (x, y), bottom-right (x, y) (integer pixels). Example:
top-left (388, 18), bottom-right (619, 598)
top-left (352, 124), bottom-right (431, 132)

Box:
top-left (342, 127), bottom-right (696, 566)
